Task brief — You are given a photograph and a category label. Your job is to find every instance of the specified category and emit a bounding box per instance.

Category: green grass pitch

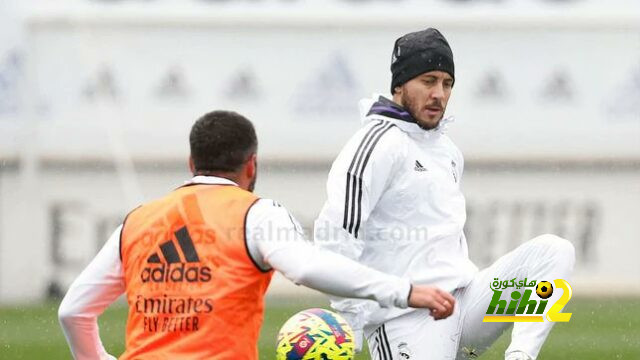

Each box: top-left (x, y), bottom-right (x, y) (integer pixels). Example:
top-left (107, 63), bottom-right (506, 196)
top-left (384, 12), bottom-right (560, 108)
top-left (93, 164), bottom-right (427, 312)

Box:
top-left (1, 297), bottom-right (638, 359)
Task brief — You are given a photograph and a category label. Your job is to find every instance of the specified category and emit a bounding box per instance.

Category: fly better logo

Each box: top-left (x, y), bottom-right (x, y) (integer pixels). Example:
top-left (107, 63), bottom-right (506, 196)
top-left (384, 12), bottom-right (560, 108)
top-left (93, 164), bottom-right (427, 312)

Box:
top-left (141, 226), bottom-right (212, 283)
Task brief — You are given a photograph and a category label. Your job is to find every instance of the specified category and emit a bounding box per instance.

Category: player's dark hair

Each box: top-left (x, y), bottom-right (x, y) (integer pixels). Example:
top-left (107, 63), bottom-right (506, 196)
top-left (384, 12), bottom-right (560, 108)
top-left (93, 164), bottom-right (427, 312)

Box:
top-left (189, 110), bottom-right (257, 173)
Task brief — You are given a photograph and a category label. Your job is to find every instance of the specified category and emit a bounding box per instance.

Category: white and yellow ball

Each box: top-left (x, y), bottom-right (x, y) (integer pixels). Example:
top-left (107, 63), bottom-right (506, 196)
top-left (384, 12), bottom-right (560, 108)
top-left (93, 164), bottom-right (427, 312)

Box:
top-left (276, 308), bottom-right (354, 360)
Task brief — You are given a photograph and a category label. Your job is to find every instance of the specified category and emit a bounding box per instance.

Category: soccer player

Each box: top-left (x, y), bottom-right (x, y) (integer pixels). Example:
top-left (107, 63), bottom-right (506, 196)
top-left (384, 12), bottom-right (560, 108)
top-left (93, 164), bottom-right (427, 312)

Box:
top-left (314, 28), bottom-right (575, 360)
top-left (58, 110), bottom-right (456, 360)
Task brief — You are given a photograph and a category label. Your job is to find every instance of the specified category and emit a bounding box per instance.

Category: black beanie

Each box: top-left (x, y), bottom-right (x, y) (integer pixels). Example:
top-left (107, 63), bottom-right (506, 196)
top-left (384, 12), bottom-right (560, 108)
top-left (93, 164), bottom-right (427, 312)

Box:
top-left (390, 28), bottom-right (455, 93)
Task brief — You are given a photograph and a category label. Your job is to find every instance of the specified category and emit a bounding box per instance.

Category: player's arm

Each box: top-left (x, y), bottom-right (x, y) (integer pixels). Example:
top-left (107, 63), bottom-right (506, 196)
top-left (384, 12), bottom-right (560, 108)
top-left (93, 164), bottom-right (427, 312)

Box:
top-left (246, 200), bottom-right (455, 317)
top-left (58, 226), bottom-right (125, 360)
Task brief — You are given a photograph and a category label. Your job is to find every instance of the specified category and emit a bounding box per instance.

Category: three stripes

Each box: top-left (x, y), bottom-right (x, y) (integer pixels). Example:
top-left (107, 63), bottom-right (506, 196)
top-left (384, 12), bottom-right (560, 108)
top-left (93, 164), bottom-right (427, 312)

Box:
top-left (342, 120), bottom-right (396, 238)
top-left (147, 226), bottom-right (200, 264)
top-left (373, 324), bottom-right (393, 360)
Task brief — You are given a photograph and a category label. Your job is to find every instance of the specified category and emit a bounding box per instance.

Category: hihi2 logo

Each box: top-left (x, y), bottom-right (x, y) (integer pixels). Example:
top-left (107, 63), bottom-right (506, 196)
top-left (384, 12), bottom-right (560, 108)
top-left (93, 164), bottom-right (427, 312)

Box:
top-left (483, 278), bottom-right (573, 323)
top-left (141, 226), bottom-right (211, 283)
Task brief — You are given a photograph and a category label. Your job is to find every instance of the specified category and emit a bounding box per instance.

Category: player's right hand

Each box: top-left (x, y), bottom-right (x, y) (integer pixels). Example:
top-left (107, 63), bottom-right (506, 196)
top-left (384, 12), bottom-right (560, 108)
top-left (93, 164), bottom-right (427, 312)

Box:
top-left (407, 284), bottom-right (456, 320)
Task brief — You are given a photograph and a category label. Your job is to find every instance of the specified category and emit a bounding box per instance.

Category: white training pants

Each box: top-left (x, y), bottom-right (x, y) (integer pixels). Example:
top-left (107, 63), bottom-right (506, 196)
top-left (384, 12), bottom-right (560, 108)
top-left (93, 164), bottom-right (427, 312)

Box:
top-left (364, 234), bottom-right (576, 360)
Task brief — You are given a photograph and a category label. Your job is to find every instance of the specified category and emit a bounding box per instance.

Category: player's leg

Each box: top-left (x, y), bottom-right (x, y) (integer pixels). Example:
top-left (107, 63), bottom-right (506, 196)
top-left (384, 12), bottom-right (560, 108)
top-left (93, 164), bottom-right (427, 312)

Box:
top-left (453, 279), bottom-right (513, 359)
top-left (364, 306), bottom-right (462, 360)
top-left (456, 234), bottom-right (575, 360)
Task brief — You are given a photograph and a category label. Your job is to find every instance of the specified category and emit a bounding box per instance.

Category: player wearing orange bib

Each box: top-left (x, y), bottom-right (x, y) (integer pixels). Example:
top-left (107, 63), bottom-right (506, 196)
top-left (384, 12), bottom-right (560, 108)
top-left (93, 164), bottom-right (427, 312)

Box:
top-left (119, 185), bottom-right (268, 359)
top-left (59, 110), bottom-right (455, 359)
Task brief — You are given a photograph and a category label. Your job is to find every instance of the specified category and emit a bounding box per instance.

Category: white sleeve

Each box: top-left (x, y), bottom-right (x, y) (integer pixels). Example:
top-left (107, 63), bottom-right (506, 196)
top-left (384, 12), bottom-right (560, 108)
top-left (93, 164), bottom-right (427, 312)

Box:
top-left (246, 199), bottom-right (411, 308)
top-left (314, 121), bottom-right (400, 259)
top-left (58, 226), bottom-right (125, 360)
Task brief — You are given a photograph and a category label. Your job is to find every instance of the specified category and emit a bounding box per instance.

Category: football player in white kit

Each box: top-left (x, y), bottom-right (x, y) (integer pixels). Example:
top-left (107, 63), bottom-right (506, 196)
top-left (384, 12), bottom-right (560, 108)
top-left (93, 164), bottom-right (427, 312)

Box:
top-left (314, 28), bottom-right (575, 360)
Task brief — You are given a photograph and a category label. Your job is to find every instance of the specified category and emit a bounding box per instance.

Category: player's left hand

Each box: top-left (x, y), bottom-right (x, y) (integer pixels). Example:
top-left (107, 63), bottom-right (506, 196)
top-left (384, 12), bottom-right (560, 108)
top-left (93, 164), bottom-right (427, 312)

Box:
top-left (408, 284), bottom-right (456, 320)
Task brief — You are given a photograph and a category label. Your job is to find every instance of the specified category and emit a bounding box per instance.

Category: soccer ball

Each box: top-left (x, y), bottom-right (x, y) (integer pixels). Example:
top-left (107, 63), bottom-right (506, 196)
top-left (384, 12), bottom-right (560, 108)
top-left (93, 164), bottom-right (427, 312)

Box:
top-left (536, 281), bottom-right (554, 299)
top-left (276, 308), bottom-right (354, 360)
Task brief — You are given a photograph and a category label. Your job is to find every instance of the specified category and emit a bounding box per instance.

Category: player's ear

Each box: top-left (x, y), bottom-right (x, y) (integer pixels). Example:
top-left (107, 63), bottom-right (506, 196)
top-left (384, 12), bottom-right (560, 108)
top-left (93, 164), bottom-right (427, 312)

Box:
top-left (245, 153), bottom-right (257, 178)
top-left (392, 85), bottom-right (404, 104)
top-left (188, 156), bottom-right (196, 175)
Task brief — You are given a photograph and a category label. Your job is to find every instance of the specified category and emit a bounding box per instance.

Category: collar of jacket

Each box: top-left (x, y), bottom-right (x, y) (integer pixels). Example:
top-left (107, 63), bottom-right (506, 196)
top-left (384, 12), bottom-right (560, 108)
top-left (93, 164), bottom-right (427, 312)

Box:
top-left (183, 175), bottom-right (238, 186)
top-left (359, 95), bottom-right (454, 138)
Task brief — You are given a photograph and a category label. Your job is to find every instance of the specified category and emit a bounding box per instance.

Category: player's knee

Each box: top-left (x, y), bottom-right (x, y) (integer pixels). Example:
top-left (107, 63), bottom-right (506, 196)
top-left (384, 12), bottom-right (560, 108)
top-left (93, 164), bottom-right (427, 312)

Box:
top-left (58, 298), bottom-right (76, 325)
top-left (532, 233), bottom-right (575, 265)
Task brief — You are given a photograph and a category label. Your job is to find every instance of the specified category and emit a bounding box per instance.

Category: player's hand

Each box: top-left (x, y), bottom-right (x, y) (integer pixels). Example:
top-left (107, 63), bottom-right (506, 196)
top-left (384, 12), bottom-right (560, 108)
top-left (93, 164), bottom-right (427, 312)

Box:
top-left (407, 284), bottom-right (456, 320)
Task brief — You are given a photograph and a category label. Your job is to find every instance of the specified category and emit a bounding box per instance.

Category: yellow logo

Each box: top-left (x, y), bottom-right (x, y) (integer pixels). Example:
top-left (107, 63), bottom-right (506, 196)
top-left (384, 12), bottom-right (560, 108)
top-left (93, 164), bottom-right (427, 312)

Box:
top-left (482, 278), bottom-right (572, 323)
top-left (536, 281), bottom-right (553, 299)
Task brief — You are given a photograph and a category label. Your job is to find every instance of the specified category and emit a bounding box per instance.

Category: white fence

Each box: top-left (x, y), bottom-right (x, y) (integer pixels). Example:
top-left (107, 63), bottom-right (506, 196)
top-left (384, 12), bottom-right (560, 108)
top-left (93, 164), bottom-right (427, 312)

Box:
top-left (1, 160), bottom-right (639, 302)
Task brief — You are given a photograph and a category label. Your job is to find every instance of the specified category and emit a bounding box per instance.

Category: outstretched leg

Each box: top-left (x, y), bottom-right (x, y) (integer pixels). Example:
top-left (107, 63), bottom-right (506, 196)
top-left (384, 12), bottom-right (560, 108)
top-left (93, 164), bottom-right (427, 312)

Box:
top-left (456, 234), bottom-right (575, 359)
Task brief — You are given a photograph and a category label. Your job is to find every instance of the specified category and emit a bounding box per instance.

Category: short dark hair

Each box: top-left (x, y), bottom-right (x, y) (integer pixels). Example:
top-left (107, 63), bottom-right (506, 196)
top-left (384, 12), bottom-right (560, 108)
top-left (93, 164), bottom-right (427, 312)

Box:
top-left (189, 110), bottom-right (257, 173)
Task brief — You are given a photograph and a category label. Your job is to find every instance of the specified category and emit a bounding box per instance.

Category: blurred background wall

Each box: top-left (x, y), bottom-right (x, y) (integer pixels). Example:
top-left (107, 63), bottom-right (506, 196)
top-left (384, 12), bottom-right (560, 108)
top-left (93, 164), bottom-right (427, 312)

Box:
top-left (0, 0), bottom-right (638, 303)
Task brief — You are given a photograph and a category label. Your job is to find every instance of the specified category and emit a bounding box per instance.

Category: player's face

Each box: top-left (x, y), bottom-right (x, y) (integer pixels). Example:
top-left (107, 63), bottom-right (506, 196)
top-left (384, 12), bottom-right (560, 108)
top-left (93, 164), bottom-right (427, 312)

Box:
top-left (396, 71), bottom-right (453, 130)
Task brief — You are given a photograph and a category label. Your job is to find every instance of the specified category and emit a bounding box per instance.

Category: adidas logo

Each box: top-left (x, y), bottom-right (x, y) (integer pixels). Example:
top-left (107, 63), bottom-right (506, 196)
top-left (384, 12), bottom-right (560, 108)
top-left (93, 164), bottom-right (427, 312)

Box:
top-left (414, 160), bottom-right (427, 172)
top-left (140, 226), bottom-right (212, 283)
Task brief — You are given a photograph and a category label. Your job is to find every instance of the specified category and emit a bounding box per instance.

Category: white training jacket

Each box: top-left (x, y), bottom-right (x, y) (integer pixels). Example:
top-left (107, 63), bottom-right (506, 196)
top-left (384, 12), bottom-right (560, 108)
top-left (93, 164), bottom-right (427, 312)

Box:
top-left (314, 95), bottom-right (479, 331)
top-left (58, 176), bottom-right (412, 360)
